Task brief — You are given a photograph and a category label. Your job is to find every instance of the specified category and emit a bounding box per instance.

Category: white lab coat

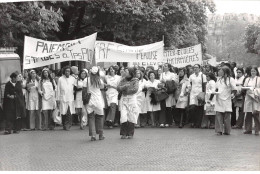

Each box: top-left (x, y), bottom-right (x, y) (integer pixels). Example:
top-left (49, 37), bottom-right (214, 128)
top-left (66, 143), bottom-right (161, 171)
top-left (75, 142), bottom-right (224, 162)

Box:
top-left (105, 75), bottom-right (121, 105)
top-left (215, 77), bottom-right (237, 112)
top-left (189, 72), bottom-right (207, 106)
top-left (56, 75), bottom-right (76, 115)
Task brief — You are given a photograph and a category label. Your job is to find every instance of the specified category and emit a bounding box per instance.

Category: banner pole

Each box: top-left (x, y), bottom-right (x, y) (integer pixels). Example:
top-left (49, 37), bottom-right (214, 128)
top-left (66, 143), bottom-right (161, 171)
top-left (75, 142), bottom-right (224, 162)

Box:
top-left (22, 35), bottom-right (25, 73)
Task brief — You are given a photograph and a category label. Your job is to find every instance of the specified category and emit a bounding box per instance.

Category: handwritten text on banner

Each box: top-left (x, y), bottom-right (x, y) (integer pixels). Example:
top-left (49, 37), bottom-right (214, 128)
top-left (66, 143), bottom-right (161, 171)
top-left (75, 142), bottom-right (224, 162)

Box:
top-left (23, 33), bottom-right (97, 69)
top-left (164, 44), bottom-right (202, 67)
top-left (95, 41), bottom-right (164, 63)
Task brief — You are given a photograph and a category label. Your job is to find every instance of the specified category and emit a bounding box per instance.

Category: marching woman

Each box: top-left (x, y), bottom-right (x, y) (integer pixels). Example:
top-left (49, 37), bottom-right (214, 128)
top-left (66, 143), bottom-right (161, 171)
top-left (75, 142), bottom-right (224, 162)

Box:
top-left (104, 66), bottom-right (121, 128)
top-left (159, 63), bottom-right (178, 127)
top-left (26, 69), bottom-right (41, 130)
top-left (3, 72), bottom-right (26, 134)
top-left (74, 69), bottom-right (88, 129)
top-left (38, 68), bottom-right (57, 130)
top-left (117, 67), bottom-right (139, 139)
top-left (175, 68), bottom-right (190, 128)
top-left (83, 66), bottom-right (105, 141)
top-left (232, 68), bottom-right (245, 129)
top-left (145, 71), bottom-right (161, 127)
top-left (214, 66), bottom-right (237, 135)
top-left (242, 66), bottom-right (260, 135)
top-left (135, 69), bottom-right (147, 127)
top-left (56, 66), bottom-right (76, 131)
top-left (188, 64), bottom-right (207, 128)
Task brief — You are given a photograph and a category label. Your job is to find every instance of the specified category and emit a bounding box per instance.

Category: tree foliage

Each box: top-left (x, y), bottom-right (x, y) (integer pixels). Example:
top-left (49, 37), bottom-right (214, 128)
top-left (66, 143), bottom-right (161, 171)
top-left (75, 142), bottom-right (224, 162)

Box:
top-left (0, 0), bottom-right (215, 55)
top-left (244, 22), bottom-right (260, 54)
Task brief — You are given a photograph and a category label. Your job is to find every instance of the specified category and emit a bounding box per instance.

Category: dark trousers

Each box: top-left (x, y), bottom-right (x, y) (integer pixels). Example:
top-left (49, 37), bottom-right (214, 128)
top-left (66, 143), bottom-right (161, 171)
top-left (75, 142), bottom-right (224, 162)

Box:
top-left (149, 111), bottom-right (160, 126)
top-left (62, 107), bottom-right (72, 130)
top-left (114, 110), bottom-right (121, 125)
top-left (42, 110), bottom-right (55, 130)
top-left (159, 100), bottom-right (173, 125)
top-left (120, 122), bottom-right (135, 136)
top-left (234, 107), bottom-right (244, 128)
top-left (245, 112), bottom-right (260, 134)
top-left (106, 103), bottom-right (117, 123)
top-left (139, 113), bottom-right (148, 126)
top-left (174, 108), bottom-right (187, 126)
top-left (189, 105), bottom-right (204, 127)
top-left (88, 112), bottom-right (104, 136)
top-left (201, 115), bottom-right (215, 128)
top-left (5, 118), bottom-right (22, 133)
top-left (215, 112), bottom-right (231, 134)
top-left (231, 103), bottom-right (237, 126)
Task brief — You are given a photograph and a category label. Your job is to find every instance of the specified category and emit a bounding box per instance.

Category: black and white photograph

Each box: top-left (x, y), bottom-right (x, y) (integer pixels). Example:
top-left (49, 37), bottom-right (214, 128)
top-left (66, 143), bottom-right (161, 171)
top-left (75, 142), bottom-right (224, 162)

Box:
top-left (0, 0), bottom-right (260, 171)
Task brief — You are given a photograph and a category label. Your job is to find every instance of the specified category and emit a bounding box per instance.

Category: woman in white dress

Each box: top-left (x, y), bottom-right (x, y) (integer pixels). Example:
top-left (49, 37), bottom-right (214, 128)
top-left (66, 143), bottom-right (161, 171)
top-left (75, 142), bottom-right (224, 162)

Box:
top-left (159, 63), bottom-right (179, 127)
top-left (201, 72), bottom-right (216, 129)
top-left (135, 69), bottom-right (147, 127)
top-left (84, 66), bottom-right (105, 141)
top-left (176, 68), bottom-right (190, 128)
top-left (214, 66), bottom-right (237, 135)
top-left (117, 67), bottom-right (139, 139)
top-left (104, 66), bottom-right (121, 128)
top-left (242, 66), bottom-right (260, 135)
top-left (38, 68), bottom-right (57, 130)
top-left (26, 69), bottom-right (40, 130)
top-left (188, 64), bottom-right (207, 128)
top-left (145, 71), bottom-right (161, 127)
top-left (74, 69), bottom-right (88, 130)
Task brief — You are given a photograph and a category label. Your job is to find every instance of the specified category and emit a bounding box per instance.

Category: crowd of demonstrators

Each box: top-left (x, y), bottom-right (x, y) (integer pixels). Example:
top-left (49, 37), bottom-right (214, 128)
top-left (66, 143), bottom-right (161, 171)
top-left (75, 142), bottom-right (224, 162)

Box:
top-left (2, 61), bottom-right (260, 140)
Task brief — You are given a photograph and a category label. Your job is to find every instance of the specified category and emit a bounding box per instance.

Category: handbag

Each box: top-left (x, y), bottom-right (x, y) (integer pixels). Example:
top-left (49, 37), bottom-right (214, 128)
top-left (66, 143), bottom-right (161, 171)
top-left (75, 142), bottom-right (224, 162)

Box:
top-left (82, 77), bottom-right (91, 105)
top-left (205, 103), bottom-right (216, 115)
top-left (154, 87), bottom-right (169, 102)
top-left (197, 74), bottom-right (206, 106)
top-left (52, 108), bottom-right (62, 125)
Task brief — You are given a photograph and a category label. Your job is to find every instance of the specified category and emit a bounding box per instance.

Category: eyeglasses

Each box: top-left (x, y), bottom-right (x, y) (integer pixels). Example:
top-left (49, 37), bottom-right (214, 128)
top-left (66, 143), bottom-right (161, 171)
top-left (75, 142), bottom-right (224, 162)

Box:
top-left (237, 71), bottom-right (242, 73)
top-left (194, 66), bottom-right (199, 68)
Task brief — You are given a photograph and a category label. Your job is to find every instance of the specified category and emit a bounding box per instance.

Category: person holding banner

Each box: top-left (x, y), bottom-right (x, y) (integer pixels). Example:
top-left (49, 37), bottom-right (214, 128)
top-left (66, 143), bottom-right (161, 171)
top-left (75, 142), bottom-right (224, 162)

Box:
top-left (84, 66), bottom-right (105, 141)
top-left (38, 68), bottom-right (57, 131)
top-left (117, 67), bottom-right (139, 139)
top-left (56, 66), bottom-right (76, 131)
top-left (159, 63), bottom-right (178, 128)
top-left (104, 66), bottom-right (121, 129)
top-left (26, 69), bottom-right (41, 130)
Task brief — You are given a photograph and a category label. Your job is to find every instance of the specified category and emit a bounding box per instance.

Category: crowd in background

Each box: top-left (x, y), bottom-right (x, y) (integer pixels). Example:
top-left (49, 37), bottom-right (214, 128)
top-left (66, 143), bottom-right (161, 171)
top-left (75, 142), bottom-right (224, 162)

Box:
top-left (1, 61), bottom-right (260, 140)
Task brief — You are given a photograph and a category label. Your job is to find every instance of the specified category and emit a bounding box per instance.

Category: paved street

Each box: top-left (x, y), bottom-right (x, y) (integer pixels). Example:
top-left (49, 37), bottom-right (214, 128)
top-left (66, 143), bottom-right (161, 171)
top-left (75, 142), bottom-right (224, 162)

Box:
top-left (0, 125), bottom-right (260, 171)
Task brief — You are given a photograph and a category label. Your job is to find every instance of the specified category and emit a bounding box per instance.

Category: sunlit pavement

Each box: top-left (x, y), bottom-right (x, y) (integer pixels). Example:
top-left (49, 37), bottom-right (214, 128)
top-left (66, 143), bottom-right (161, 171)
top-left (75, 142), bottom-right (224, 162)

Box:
top-left (0, 125), bottom-right (260, 171)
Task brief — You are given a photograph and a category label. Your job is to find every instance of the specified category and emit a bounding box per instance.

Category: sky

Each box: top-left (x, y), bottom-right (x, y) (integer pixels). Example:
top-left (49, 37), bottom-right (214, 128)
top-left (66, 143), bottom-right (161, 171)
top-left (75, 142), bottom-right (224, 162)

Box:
top-left (213, 0), bottom-right (260, 15)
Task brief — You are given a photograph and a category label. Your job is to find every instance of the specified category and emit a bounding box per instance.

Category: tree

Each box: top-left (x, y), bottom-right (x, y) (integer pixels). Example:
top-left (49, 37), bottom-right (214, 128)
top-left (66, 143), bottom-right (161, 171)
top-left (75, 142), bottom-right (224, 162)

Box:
top-left (244, 22), bottom-right (260, 54)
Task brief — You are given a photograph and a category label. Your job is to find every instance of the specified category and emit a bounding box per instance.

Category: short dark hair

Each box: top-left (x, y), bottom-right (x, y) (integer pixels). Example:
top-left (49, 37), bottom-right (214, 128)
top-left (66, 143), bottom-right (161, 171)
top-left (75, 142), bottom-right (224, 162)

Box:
top-left (10, 72), bottom-right (18, 79)
top-left (236, 67), bottom-right (244, 74)
top-left (148, 71), bottom-right (156, 80)
top-left (193, 64), bottom-right (201, 68)
top-left (62, 66), bottom-right (72, 75)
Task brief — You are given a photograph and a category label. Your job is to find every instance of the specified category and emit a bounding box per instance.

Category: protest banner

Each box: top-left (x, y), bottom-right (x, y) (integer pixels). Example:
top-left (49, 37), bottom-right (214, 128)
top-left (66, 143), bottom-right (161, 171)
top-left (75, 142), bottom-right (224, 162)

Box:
top-left (95, 41), bottom-right (164, 63)
top-left (23, 33), bottom-right (97, 69)
top-left (164, 44), bottom-right (202, 68)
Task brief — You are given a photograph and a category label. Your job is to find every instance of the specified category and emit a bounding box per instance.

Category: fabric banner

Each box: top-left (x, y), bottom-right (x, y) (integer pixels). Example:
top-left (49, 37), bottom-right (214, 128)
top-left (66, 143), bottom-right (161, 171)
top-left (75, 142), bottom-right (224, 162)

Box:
top-left (23, 33), bottom-right (97, 69)
top-left (95, 41), bottom-right (164, 63)
top-left (163, 44), bottom-right (202, 68)
top-left (203, 57), bottom-right (217, 66)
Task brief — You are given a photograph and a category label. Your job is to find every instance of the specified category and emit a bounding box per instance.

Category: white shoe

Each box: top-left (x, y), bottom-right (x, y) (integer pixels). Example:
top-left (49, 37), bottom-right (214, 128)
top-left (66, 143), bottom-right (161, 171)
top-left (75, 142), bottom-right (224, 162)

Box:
top-left (165, 124), bottom-right (169, 127)
top-left (160, 124), bottom-right (165, 128)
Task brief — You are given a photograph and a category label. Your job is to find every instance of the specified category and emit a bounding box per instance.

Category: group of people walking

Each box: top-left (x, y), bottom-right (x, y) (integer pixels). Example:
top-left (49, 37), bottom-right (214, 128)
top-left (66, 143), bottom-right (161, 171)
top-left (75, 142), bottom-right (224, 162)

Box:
top-left (2, 61), bottom-right (260, 141)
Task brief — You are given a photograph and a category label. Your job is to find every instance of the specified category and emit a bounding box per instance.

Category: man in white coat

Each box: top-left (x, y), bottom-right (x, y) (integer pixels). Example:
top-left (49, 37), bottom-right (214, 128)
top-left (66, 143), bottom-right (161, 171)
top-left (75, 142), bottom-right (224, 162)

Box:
top-left (56, 66), bottom-right (76, 130)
